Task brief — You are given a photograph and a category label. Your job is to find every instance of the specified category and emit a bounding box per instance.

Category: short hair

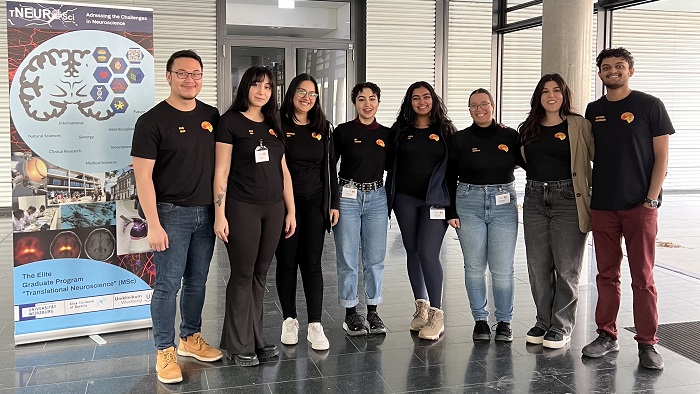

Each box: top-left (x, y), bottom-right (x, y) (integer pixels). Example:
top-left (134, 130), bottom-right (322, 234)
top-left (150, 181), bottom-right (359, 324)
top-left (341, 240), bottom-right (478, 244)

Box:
top-left (468, 88), bottom-right (495, 107)
top-left (13, 209), bottom-right (24, 219)
top-left (27, 205), bottom-right (36, 213)
top-left (596, 47), bottom-right (634, 70)
top-left (351, 82), bottom-right (381, 104)
top-left (166, 50), bottom-right (203, 72)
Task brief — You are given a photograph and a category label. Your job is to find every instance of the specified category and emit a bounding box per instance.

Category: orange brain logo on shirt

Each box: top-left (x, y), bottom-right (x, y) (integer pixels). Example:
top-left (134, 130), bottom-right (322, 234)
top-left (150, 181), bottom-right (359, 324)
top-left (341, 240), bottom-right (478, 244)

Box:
top-left (376, 139), bottom-right (385, 147)
top-left (429, 134), bottom-right (440, 141)
top-left (201, 121), bottom-right (213, 132)
top-left (621, 112), bottom-right (635, 123)
top-left (498, 144), bottom-right (509, 152)
top-left (269, 129), bottom-right (277, 137)
top-left (554, 132), bottom-right (566, 140)
top-left (311, 132), bottom-right (322, 140)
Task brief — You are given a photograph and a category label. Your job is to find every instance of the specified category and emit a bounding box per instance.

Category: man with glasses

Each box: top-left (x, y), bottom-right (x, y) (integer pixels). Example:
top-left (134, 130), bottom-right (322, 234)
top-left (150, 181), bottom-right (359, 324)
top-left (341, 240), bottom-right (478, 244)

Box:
top-left (132, 50), bottom-right (222, 384)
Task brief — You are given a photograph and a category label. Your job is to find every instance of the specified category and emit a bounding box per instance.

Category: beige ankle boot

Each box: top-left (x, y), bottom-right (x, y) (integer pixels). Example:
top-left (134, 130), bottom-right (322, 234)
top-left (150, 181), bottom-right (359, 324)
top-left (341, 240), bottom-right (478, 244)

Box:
top-left (418, 307), bottom-right (444, 340)
top-left (410, 299), bottom-right (430, 331)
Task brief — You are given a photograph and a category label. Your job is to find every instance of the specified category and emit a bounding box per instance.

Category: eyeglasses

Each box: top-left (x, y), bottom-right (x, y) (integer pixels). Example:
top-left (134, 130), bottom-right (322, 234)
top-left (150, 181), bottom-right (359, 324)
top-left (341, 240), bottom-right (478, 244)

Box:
top-left (169, 70), bottom-right (203, 80)
top-left (469, 102), bottom-right (492, 111)
top-left (296, 89), bottom-right (319, 99)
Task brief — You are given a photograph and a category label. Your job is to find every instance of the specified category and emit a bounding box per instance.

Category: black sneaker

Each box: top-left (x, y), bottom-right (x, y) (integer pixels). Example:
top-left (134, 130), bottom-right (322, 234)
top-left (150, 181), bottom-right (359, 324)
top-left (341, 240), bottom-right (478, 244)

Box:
top-left (542, 330), bottom-right (571, 349)
top-left (582, 331), bottom-right (619, 358)
top-left (343, 313), bottom-right (368, 336)
top-left (494, 322), bottom-right (513, 342)
top-left (365, 312), bottom-right (387, 335)
top-left (638, 344), bottom-right (664, 369)
top-left (472, 320), bottom-right (491, 341)
top-left (526, 326), bottom-right (547, 344)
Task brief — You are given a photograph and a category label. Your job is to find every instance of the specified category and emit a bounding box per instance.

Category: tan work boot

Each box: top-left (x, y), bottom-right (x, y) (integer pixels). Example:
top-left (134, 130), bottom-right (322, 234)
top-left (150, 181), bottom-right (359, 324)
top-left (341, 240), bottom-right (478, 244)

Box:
top-left (156, 346), bottom-right (183, 384)
top-left (177, 333), bottom-right (223, 362)
top-left (418, 307), bottom-right (444, 340)
top-left (410, 299), bottom-right (430, 331)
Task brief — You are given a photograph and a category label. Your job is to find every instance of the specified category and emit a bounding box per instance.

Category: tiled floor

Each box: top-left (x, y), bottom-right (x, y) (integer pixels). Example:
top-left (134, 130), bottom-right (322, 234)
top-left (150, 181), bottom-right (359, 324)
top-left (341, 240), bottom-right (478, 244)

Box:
top-left (2, 210), bottom-right (700, 393)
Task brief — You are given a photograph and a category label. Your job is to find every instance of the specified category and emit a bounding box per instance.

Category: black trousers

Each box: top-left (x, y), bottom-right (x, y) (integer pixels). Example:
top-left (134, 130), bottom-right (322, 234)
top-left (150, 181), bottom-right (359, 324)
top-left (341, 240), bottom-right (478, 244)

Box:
top-left (220, 199), bottom-right (284, 355)
top-left (275, 190), bottom-right (326, 322)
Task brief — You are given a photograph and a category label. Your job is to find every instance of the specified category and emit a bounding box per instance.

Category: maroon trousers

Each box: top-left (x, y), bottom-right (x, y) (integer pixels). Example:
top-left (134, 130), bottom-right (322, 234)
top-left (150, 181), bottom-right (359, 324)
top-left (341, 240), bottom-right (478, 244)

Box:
top-left (591, 205), bottom-right (659, 345)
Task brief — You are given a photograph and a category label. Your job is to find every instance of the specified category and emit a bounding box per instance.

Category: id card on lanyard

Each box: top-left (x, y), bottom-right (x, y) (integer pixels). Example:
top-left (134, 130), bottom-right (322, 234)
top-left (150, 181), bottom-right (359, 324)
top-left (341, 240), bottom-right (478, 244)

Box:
top-left (429, 206), bottom-right (445, 220)
top-left (342, 183), bottom-right (358, 199)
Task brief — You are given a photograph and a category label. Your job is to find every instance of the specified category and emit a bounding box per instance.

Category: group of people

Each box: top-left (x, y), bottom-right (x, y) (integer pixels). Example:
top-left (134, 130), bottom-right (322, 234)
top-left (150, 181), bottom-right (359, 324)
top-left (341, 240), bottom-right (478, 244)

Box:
top-left (131, 46), bottom-right (672, 385)
top-left (11, 205), bottom-right (45, 232)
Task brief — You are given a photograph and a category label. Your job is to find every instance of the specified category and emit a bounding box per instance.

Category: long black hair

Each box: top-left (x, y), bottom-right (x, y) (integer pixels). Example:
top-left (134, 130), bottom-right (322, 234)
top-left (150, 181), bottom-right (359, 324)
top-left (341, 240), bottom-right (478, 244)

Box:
top-left (280, 73), bottom-right (330, 134)
top-left (392, 81), bottom-right (456, 136)
top-left (518, 73), bottom-right (578, 146)
top-left (228, 66), bottom-right (283, 140)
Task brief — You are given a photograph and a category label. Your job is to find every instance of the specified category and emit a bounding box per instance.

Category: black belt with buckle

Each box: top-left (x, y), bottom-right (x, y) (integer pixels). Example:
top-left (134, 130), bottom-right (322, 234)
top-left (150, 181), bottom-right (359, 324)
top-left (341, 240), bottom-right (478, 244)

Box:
top-left (339, 178), bottom-right (383, 192)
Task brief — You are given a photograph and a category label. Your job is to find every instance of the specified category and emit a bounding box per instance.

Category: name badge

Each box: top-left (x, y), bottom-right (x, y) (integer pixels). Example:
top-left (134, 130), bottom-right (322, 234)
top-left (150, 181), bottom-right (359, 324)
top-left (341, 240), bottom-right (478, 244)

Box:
top-left (495, 193), bottom-right (510, 205)
top-left (342, 185), bottom-right (358, 199)
top-left (430, 206), bottom-right (445, 220)
top-left (255, 139), bottom-right (269, 163)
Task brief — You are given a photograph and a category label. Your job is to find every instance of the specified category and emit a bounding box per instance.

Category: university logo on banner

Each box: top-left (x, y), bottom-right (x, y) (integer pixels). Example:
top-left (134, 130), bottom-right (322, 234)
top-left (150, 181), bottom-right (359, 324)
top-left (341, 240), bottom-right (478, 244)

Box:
top-left (6, 1), bottom-right (156, 344)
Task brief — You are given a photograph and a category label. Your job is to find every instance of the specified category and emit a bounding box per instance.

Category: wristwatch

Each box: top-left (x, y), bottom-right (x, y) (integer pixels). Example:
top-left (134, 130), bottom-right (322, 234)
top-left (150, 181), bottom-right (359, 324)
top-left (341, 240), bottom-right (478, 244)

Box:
top-left (644, 198), bottom-right (659, 208)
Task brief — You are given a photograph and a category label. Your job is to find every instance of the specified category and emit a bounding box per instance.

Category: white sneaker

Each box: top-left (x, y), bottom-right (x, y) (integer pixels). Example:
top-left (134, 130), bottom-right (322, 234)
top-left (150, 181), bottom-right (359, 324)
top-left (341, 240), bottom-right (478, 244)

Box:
top-left (281, 317), bottom-right (299, 345)
top-left (307, 322), bottom-right (330, 351)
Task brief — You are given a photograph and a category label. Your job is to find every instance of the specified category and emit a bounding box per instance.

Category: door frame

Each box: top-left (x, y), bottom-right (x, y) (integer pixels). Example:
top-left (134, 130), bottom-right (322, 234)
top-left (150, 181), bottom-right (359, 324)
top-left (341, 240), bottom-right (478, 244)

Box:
top-left (218, 36), bottom-right (356, 119)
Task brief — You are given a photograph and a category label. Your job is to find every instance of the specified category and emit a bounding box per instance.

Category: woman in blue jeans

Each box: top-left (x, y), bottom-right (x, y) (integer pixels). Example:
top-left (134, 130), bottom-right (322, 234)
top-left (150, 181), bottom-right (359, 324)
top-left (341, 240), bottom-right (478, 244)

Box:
top-left (519, 73), bottom-right (593, 349)
top-left (447, 88), bottom-right (524, 343)
top-left (386, 81), bottom-right (456, 341)
top-left (333, 82), bottom-right (391, 336)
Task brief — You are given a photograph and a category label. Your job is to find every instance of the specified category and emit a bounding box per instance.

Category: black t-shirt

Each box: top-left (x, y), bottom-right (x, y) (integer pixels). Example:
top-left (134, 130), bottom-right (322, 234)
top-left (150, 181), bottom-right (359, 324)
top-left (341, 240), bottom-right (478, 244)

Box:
top-left (131, 100), bottom-right (219, 206)
top-left (449, 121), bottom-right (522, 185)
top-left (395, 125), bottom-right (445, 199)
top-left (334, 119), bottom-right (391, 183)
top-left (586, 90), bottom-right (675, 210)
top-left (524, 121), bottom-right (572, 182)
top-left (284, 121), bottom-right (324, 195)
top-left (216, 111), bottom-right (285, 204)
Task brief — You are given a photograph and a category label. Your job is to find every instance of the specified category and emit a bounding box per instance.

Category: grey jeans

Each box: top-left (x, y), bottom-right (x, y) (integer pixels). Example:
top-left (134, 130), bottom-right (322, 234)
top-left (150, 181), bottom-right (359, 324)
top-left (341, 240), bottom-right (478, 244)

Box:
top-left (523, 179), bottom-right (587, 335)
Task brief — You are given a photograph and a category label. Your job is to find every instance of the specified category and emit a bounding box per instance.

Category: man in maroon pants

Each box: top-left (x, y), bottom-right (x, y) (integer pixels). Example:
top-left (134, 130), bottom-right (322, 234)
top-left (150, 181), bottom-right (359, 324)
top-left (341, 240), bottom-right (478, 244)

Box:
top-left (582, 47), bottom-right (673, 370)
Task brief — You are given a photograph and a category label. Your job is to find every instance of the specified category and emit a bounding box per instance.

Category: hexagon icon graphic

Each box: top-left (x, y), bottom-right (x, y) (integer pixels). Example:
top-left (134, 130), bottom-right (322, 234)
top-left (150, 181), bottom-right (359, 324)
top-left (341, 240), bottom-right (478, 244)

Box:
top-left (110, 78), bottom-right (128, 95)
top-left (110, 97), bottom-right (129, 113)
top-left (93, 67), bottom-right (112, 83)
top-left (126, 48), bottom-right (143, 63)
top-left (109, 57), bottom-right (127, 74)
top-left (93, 47), bottom-right (111, 63)
top-left (90, 85), bottom-right (109, 102)
top-left (127, 68), bottom-right (145, 84)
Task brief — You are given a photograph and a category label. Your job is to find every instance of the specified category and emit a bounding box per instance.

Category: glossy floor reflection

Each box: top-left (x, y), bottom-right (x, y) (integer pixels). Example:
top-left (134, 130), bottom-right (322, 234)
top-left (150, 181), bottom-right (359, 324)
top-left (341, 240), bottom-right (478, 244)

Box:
top-left (2, 215), bottom-right (700, 393)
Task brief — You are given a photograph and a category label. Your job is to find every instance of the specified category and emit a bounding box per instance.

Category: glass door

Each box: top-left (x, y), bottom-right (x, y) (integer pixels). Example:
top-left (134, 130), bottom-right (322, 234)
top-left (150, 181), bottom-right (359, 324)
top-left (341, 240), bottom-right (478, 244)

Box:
top-left (229, 46), bottom-right (285, 107)
top-left (297, 48), bottom-right (348, 126)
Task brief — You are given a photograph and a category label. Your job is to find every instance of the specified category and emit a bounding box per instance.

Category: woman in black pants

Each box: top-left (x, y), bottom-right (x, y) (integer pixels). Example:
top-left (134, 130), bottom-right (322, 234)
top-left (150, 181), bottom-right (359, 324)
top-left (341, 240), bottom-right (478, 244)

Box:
top-left (214, 66), bottom-right (296, 366)
top-left (387, 81), bottom-right (456, 340)
top-left (275, 73), bottom-right (338, 351)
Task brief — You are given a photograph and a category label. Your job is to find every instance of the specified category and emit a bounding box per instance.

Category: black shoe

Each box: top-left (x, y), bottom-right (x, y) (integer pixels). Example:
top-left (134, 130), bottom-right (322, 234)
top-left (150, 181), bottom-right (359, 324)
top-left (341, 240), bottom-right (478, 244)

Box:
top-left (365, 312), bottom-right (387, 335)
top-left (494, 322), bottom-right (513, 342)
top-left (582, 331), bottom-right (619, 358)
top-left (255, 344), bottom-right (279, 360)
top-left (542, 330), bottom-right (570, 349)
top-left (638, 344), bottom-right (664, 369)
top-left (472, 320), bottom-right (491, 341)
top-left (343, 313), bottom-right (368, 336)
top-left (233, 352), bottom-right (259, 367)
top-left (526, 326), bottom-right (547, 344)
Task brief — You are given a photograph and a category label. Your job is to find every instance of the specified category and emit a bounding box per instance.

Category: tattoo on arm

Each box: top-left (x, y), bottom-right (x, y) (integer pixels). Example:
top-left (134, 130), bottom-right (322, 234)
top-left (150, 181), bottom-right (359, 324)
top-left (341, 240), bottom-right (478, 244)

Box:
top-left (215, 184), bottom-right (227, 207)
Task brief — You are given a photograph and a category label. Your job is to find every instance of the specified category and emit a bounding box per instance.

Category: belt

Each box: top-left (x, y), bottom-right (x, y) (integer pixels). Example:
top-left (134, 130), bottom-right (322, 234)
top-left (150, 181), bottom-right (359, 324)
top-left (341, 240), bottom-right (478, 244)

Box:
top-left (339, 178), bottom-right (383, 192)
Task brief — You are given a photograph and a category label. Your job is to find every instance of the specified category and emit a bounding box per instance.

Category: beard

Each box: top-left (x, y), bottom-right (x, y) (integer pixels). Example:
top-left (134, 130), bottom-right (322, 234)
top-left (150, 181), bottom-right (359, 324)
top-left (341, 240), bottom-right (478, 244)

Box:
top-left (603, 80), bottom-right (625, 90)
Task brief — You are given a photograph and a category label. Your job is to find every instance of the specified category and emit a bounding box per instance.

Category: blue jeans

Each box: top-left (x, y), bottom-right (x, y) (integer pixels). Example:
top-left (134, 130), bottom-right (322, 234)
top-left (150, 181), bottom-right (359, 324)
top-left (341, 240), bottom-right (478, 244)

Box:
top-left (334, 186), bottom-right (388, 308)
top-left (151, 203), bottom-right (215, 350)
top-left (523, 180), bottom-right (586, 335)
top-left (455, 182), bottom-right (517, 322)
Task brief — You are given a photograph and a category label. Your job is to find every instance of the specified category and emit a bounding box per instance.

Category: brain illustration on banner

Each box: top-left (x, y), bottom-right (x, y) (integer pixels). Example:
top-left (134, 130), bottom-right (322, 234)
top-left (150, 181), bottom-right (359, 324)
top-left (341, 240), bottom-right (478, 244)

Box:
top-left (10, 30), bottom-right (154, 173)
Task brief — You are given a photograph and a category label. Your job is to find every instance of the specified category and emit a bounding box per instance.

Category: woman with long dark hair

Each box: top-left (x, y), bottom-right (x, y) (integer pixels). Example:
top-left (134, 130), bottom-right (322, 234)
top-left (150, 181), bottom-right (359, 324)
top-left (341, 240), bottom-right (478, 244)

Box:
top-left (519, 73), bottom-right (593, 349)
top-left (387, 81), bottom-right (456, 340)
top-left (214, 66), bottom-right (296, 366)
top-left (447, 88), bottom-right (524, 343)
top-left (275, 73), bottom-right (338, 350)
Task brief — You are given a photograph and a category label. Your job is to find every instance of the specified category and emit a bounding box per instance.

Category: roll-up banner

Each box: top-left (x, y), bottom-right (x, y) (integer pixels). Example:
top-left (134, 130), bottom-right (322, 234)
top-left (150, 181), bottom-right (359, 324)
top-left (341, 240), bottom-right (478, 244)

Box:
top-left (7, 1), bottom-right (156, 344)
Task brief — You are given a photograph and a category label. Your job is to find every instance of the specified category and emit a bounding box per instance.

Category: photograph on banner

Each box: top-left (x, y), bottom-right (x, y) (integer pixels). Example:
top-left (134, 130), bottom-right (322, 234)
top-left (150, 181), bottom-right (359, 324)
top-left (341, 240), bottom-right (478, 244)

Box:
top-left (7, 0), bottom-right (155, 344)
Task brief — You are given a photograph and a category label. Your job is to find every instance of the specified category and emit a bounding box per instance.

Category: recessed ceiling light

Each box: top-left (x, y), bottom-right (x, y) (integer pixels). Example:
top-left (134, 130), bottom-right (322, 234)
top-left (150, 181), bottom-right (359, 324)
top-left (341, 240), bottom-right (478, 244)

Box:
top-left (270, 26), bottom-right (282, 29)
